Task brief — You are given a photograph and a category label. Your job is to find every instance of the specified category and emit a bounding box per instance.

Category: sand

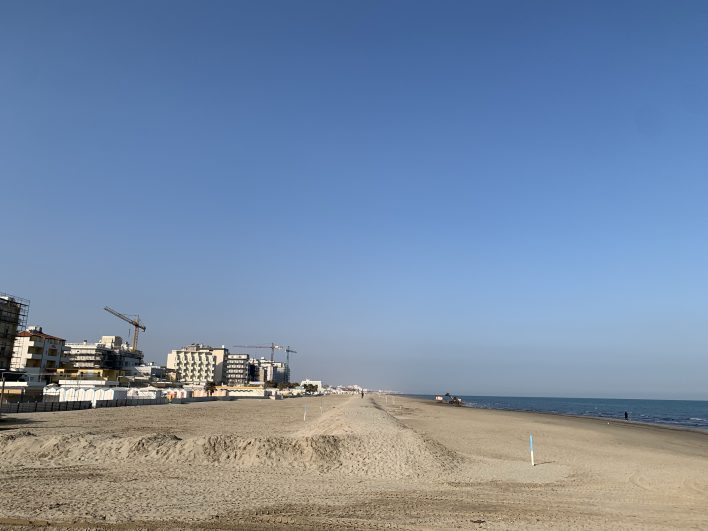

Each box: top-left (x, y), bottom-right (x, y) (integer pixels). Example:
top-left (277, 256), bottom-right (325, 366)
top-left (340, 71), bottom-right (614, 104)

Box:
top-left (0, 394), bottom-right (706, 530)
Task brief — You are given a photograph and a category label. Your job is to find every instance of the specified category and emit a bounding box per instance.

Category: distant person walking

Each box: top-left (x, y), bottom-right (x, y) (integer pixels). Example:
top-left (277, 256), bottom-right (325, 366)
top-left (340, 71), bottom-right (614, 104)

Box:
top-left (361, 390), bottom-right (364, 398)
top-left (624, 411), bottom-right (629, 421)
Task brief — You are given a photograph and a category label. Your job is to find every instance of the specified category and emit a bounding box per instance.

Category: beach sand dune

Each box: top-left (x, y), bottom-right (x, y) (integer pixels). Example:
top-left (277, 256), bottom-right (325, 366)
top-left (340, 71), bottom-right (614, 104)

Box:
top-left (0, 395), bottom-right (706, 529)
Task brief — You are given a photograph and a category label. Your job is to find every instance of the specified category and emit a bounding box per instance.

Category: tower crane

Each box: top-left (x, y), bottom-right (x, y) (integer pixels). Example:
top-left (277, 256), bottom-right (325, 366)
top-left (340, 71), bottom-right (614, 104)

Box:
top-left (285, 346), bottom-right (297, 383)
top-left (103, 306), bottom-right (146, 352)
top-left (231, 343), bottom-right (283, 383)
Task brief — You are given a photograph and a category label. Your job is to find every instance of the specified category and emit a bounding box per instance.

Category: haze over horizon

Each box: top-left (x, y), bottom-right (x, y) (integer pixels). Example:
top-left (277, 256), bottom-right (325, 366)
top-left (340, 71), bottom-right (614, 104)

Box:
top-left (2, 1), bottom-right (708, 400)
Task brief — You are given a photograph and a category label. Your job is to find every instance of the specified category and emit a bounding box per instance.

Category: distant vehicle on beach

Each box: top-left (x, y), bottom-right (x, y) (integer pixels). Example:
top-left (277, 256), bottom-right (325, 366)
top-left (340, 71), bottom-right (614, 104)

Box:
top-left (436, 393), bottom-right (463, 406)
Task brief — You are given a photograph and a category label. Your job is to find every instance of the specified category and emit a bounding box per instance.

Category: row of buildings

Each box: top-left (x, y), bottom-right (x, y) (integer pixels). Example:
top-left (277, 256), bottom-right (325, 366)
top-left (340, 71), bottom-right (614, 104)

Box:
top-left (11, 328), bottom-right (145, 382)
top-left (7, 329), bottom-right (294, 387)
top-left (166, 344), bottom-right (288, 386)
top-left (0, 291), bottom-right (303, 401)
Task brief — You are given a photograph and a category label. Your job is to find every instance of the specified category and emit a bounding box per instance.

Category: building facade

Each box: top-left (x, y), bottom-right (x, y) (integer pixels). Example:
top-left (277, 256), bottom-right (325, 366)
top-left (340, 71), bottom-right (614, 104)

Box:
top-left (11, 326), bottom-right (65, 382)
top-left (0, 292), bottom-right (29, 370)
top-left (64, 336), bottom-right (144, 374)
top-left (166, 344), bottom-right (227, 385)
top-left (248, 357), bottom-right (287, 384)
top-left (223, 353), bottom-right (249, 386)
top-left (134, 362), bottom-right (170, 380)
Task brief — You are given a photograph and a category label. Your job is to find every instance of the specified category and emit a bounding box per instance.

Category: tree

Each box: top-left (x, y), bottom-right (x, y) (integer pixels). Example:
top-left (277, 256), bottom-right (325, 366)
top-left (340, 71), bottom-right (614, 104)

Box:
top-left (205, 381), bottom-right (216, 396)
top-left (303, 383), bottom-right (318, 394)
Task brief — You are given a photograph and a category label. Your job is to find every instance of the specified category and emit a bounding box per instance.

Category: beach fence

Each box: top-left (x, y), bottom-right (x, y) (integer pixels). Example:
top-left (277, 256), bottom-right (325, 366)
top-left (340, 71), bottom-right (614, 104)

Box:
top-left (90, 395), bottom-right (235, 408)
top-left (0, 394), bottom-right (235, 414)
top-left (0, 400), bottom-right (93, 414)
top-left (93, 397), bottom-right (173, 408)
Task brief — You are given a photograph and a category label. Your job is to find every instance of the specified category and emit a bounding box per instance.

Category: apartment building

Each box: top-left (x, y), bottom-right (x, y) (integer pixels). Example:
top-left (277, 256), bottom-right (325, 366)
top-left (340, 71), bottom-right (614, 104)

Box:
top-left (223, 352), bottom-right (249, 386)
top-left (64, 336), bottom-right (144, 374)
top-left (166, 344), bottom-right (227, 385)
top-left (11, 326), bottom-right (65, 382)
top-left (248, 357), bottom-right (287, 384)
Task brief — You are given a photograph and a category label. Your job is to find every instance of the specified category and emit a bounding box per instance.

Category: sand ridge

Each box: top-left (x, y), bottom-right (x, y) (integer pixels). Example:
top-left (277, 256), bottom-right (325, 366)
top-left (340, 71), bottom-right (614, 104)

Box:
top-left (0, 397), bottom-right (458, 478)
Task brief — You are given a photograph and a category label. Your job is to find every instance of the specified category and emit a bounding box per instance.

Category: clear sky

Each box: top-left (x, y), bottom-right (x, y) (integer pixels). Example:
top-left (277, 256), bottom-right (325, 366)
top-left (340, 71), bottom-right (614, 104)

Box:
top-left (2, 1), bottom-right (708, 399)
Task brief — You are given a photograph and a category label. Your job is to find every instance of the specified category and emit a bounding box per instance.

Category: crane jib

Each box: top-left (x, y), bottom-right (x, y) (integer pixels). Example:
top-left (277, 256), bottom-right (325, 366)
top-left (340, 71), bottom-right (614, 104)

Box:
top-left (103, 306), bottom-right (146, 352)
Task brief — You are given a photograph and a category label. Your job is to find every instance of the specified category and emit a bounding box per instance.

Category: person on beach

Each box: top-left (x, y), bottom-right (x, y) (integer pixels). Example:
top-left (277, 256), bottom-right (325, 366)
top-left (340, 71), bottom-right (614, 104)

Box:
top-left (361, 390), bottom-right (364, 398)
top-left (624, 411), bottom-right (629, 421)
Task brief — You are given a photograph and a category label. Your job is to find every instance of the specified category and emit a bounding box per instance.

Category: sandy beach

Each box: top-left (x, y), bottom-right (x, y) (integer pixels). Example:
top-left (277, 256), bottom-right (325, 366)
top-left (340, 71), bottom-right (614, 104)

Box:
top-left (0, 394), bottom-right (706, 530)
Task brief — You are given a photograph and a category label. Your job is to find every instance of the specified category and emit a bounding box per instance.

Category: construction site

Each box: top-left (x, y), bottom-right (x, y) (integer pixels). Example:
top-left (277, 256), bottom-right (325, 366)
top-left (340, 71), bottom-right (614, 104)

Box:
top-left (0, 291), bottom-right (29, 371)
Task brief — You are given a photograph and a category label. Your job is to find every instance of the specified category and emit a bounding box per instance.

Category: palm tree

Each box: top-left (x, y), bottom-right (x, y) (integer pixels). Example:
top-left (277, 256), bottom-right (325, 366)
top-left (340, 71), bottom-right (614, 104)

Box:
top-left (205, 381), bottom-right (216, 396)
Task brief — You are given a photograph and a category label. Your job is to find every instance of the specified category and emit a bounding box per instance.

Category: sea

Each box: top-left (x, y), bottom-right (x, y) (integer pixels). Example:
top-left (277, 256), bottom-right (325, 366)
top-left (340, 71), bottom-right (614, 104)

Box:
top-left (415, 395), bottom-right (708, 431)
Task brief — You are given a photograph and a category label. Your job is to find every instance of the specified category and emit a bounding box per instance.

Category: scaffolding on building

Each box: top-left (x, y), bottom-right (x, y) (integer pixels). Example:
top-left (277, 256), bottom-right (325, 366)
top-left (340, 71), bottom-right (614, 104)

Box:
top-left (0, 291), bottom-right (30, 370)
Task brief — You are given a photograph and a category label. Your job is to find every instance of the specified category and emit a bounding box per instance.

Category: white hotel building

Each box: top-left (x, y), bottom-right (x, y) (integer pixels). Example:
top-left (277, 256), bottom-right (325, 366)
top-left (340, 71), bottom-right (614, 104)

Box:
top-left (166, 344), bottom-right (228, 385)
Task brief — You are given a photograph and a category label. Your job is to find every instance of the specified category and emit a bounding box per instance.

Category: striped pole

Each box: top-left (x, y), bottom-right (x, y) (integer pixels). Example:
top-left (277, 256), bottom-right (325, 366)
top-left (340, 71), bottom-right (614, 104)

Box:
top-left (530, 434), bottom-right (535, 467)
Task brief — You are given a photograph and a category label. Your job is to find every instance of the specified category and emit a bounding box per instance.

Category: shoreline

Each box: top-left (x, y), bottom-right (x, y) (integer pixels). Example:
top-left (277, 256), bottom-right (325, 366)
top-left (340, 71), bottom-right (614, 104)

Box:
top-left (404, 394), bottom-right (708, 436)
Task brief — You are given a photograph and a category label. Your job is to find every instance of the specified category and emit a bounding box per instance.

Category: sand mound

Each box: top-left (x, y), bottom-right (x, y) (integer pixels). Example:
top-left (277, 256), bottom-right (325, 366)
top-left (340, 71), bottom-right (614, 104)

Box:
top-left (0, 431), bottom-right (454, 478)
top-left (0, 401), bottom-right (462, 480)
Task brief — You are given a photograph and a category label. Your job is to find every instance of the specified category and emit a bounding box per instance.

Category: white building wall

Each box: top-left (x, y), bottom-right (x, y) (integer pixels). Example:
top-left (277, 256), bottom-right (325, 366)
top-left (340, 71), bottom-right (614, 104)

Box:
top-left (166, 345), bottom-right (227, 384)
top-left (301, 379), bottom-right (323, 392)
top-left (43, 386), bottom-right (129, 403)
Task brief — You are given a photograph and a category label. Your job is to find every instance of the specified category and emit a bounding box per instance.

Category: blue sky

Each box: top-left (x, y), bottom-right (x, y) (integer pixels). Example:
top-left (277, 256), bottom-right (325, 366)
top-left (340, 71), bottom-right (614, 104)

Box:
top-left (2, 1), bottom-right (708, 398)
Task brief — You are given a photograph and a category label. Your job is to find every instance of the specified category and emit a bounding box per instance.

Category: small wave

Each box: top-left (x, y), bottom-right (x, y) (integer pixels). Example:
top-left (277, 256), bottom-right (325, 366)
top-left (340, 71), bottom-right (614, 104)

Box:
top-left (448, 396), bottom-right (708, 432)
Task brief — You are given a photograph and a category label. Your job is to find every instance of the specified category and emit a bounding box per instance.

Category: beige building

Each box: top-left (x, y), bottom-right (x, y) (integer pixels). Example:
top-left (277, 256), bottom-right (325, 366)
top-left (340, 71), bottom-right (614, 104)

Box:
top-left (166, 344), bottom-right (228, 385)
top-left (11, 326), bottom-right (65, 382)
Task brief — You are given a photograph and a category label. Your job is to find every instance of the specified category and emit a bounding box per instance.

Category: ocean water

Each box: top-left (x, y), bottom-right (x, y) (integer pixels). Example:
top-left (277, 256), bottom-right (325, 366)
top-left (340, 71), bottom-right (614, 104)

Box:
top-left (421, 395), bottom-right (708, 431)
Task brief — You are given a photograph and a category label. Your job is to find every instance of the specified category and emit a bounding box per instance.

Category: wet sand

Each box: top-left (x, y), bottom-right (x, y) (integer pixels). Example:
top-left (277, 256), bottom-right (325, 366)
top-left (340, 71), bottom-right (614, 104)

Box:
top-left (0, 394), bottom-right (706, 529)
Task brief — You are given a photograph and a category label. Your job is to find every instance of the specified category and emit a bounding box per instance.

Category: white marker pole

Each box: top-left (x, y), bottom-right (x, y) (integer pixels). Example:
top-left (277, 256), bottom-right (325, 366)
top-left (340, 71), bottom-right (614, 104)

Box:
top-left (530, 434), bottom-right (535, 467)
top-left (320, 396), bottom-right (323, 415)
top-left (304, 404), bottom-right (307, 422)
top-left (385, 395), bottom-right (388, 405)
